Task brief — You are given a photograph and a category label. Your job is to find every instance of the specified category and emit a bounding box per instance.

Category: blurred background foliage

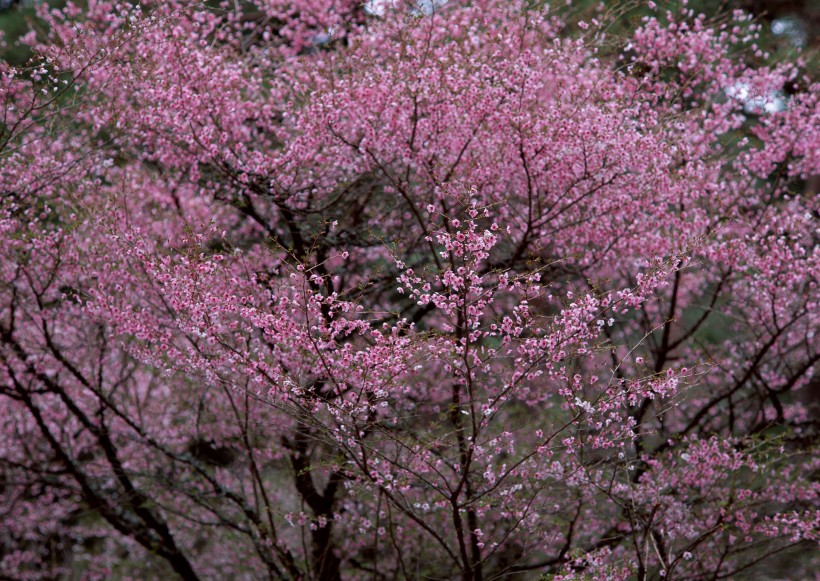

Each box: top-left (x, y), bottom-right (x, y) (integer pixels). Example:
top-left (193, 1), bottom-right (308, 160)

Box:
top-left (0, 0), bottom-right (64, 65)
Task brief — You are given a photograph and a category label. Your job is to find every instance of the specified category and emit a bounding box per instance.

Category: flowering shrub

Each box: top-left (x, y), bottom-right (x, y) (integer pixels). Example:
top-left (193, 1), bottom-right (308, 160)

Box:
top-left (0, 1), bottom-right (817, 579)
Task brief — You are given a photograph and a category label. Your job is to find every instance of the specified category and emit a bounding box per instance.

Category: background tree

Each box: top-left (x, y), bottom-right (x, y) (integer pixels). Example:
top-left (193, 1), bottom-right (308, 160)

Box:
top-left (0, 0), bottom-right (817, 579)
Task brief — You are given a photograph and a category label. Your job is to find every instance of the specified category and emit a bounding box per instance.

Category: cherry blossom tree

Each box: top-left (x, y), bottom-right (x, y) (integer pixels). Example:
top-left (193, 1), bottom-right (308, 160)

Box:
top-left (0, 0), bottom-right (817, 579)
